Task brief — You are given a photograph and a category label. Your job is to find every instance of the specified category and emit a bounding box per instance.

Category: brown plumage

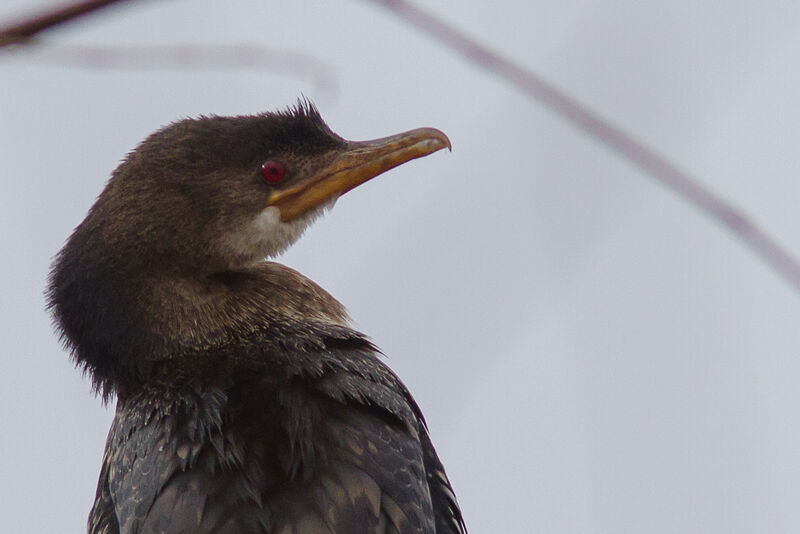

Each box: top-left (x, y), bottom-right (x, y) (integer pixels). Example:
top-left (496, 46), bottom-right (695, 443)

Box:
top-left (48, 101), bottom-right (465, 534)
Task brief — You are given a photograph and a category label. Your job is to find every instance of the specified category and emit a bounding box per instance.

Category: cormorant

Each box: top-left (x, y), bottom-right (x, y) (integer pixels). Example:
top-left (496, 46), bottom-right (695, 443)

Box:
top-left (47, 102), bottom-right (465, 534)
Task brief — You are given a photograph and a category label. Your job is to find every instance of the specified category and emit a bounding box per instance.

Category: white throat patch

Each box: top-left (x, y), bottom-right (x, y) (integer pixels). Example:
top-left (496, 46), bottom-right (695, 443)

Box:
top-left (221, 200), bottom-right (336, 266)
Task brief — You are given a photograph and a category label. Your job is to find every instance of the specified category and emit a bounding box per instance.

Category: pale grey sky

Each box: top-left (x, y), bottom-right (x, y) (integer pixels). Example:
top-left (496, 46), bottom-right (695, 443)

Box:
top-left (3, 1), bottom-right (800, 533)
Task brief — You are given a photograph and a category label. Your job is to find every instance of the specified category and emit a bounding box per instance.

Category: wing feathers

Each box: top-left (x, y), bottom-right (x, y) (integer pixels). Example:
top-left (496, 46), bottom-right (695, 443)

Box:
top-left (89, 333), bottom-right (465, 534)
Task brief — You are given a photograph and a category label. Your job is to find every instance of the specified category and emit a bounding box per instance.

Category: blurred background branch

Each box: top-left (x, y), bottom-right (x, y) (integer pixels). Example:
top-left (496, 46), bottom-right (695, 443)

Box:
top-left (17, 43), bottom-right (338, 97)
top-left (368, 0), bottom-right (800, 293)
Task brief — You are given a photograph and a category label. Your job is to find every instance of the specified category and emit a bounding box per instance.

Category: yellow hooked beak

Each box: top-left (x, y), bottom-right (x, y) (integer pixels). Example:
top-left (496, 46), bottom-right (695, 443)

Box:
top-left (267, 127), bottom-right (451, 222)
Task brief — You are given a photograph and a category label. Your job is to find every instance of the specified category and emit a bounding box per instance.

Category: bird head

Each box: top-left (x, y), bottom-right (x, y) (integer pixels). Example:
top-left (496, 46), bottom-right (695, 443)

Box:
top-left (89, 101), bottom-right (450, 274)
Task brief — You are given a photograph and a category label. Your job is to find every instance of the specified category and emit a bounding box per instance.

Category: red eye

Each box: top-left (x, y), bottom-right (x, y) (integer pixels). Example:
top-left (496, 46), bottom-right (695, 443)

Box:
top-left (261, 161), bottom-right (286, 184)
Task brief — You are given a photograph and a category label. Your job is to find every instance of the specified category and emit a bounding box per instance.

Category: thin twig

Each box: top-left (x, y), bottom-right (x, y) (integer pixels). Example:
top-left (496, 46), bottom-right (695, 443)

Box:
top-left (369, 0), bottom-right (800, 292)
top-left (0, 0), bottom-right (132, 47)
top-left (19, 43), bottom-right (339, 96)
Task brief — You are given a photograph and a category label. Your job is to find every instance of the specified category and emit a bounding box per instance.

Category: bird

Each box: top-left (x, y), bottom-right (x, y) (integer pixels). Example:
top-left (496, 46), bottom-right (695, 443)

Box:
top-left (47, 101), bottom-right (465, 534)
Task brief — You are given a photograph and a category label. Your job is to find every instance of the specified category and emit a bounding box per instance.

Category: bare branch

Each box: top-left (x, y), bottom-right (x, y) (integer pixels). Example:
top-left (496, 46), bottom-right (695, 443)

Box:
top-left (369, 0), bottom-right (800, 293)
top-left (0, 0), bottom-right (132, 48)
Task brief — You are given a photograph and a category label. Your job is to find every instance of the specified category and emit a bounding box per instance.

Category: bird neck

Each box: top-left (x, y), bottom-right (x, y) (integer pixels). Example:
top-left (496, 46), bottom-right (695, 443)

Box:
top-left (49, 228), bottom-right (350, 399)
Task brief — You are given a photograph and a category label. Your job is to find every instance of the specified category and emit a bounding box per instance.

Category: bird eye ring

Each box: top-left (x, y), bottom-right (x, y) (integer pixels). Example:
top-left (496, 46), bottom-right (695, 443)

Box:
top-left (261, 161), bottom-right (286, 184)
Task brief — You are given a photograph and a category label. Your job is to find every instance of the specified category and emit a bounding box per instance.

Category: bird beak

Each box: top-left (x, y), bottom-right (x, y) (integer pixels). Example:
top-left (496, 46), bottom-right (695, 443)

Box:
top-left (267, 127), bottom-right (451, 222)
